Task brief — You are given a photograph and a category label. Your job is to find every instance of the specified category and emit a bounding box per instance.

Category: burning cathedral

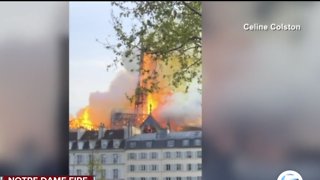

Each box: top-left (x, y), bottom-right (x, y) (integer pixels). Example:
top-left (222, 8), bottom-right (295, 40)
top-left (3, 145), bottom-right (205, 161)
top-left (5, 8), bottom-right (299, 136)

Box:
top-left (109, 52), bottom-right (180, 137)
top-left (70, 50), bottom-right (202, 133)
top-left (69, 51), bottom-right (202, 180)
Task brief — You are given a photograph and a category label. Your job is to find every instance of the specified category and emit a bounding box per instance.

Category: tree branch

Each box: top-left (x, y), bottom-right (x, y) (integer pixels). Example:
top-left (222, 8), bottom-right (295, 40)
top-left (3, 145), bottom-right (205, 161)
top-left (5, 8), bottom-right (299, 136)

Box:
top-left (181, 58), bottom-right (201, 73)
top-left (182, 1), bottom-right (201, 17)
top-left (181, 45), bottom-right (201, 53)
top-left (148, 35), bottom-right (201, 55)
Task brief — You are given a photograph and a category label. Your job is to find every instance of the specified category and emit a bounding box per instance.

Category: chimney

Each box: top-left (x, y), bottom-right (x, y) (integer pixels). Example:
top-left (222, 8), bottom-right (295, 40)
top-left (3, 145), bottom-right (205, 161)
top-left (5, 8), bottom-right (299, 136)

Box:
top-left (123, 126), bottom-right (129, 139)
top-left (77, 127), bottom-right (86, 140)
top-left (98, 123), bottom-right (105, 139)
top-left (128, 117), bottom-right (134, 137)
top-left (166, 119), bottom-right (171, 134)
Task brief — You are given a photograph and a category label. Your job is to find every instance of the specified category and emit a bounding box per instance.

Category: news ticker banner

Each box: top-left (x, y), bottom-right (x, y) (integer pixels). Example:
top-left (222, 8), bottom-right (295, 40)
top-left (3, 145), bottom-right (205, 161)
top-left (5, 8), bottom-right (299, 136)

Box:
top-left (0, 176), bottom-right (95, 180)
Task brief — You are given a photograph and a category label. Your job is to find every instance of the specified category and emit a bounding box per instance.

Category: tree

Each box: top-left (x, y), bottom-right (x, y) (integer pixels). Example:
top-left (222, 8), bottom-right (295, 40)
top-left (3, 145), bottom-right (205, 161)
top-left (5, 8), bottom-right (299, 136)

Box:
top-left (102, 1), bottom-right (202, 93)
top-left (88, 153), bottom-right (105, 180)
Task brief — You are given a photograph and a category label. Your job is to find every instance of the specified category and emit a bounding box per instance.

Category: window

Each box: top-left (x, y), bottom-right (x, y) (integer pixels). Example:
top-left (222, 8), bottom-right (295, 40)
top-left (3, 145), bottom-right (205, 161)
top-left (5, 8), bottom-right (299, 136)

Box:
top-left (151, 164), bottom-right (157, 171)
top-left (197, 151), bottom-right (202, 158)
top-left (113, 154), bottom-right (119, 164)
top-left (128, 153), bottom-right (136, 160)
top-left (167, 140), bottom-right (175, 147)
top-left (186, 151), bottom-right (192, 158)
top-left (140, 165), bottom-right (146, 171)
top-left (165, 164), bottom-right (171, 171)
top-left (101, 154), bottom-right (107, 164)
top-left (164, 152), bottom-right (171, 158)
top-left (194, 139), bottom-right (201, 146)
top-left (76, 155), bottom-right (82, 164)
top-left (165, 178), bottom-right (171, 180)
top-left (141, 178), bottom-right (146, 180)
top-left (113, 140), bottom-right (120, 149)
top-left (129, 165), bottom-right (135, 172)
top-left (176, 178), bottom-right (182, 180)
top-left (151, 178), bottom-right (157, 180)
top-left (101, 169), bottom-right (106, 178)
top-left (182, 139), bottom-right (190, 146)
top-left (187, 164), bottom-right (192, 171)
top-left (176, 164), bottom-right (182, 171)
top-left (146, 141), bottom-right (152, 148)
top-left (128, 178), bottom-right (135, 180)
top-left (113, 169), bottom-right (119, 179)
top-left (186, 177), bottom-right (192, 180)
top-left (175, 151), bottom-right (181, 158)
top-left (88, 154), bottom-right (93, 163)
top-left (197, 177), bottom-right (201, 180)
top-left (76, 169), bottom-right (82, 175)
top-left (129, 142), bottom-right (136, 148)
top-left (197, 164), bottom-right (202, 170)
top-left (101, 140), bottom-right (108, 149)
top-left (151, 152), bottom-right (158, 159)
top-left (140, 152), bottom-right (147, 159)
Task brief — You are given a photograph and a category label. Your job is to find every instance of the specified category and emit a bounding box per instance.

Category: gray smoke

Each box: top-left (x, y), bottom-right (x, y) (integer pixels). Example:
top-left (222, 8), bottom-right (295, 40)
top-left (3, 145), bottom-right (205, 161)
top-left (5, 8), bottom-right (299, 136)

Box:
top-left (88, 69), bottom-right (138, 126)
top-left (159, 83), bottom-right (202, 127)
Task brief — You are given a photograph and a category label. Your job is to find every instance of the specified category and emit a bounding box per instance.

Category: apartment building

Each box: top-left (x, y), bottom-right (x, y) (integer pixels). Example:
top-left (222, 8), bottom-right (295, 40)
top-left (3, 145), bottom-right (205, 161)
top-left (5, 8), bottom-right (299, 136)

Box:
top-left (69, 115), bottom-right (202, 180)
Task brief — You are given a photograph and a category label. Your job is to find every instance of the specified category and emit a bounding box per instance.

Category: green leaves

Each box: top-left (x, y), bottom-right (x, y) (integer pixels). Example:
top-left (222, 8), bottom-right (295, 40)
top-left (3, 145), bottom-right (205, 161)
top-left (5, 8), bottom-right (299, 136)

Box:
top-left (105, 1), bottom-right (202, 94)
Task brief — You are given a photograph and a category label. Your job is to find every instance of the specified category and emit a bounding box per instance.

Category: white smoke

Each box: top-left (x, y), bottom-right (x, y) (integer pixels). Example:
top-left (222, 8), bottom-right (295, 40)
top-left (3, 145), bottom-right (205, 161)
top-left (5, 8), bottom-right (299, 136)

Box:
top-left (88, 69), bottom-right (138, 126)
top-left (159, 82), bottom-right (202, 127)
top-left (85, 46), bottom-right (202, 129)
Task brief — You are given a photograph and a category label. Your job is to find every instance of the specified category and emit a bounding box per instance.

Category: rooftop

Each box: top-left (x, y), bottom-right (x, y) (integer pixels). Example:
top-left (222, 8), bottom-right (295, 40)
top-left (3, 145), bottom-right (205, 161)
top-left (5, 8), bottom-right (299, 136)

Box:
top-left (128, 131), bottom-right (202, 141)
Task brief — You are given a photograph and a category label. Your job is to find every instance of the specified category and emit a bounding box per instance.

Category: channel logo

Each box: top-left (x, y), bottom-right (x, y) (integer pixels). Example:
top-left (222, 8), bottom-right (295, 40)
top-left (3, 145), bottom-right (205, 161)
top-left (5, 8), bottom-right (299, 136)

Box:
top-left (277, 170), bottom-right (303, 180)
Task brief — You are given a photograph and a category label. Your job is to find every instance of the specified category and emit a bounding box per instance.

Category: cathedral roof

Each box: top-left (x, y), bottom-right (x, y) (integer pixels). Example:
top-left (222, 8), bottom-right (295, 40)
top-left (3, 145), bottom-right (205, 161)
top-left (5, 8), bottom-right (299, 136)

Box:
top-left (140, 114), bottom-right (162, 130)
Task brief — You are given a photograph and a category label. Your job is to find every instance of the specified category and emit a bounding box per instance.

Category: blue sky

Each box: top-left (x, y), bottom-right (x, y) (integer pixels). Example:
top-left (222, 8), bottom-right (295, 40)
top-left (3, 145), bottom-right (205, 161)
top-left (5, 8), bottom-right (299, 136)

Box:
top-left (69, 2), bottom-right (121, 115)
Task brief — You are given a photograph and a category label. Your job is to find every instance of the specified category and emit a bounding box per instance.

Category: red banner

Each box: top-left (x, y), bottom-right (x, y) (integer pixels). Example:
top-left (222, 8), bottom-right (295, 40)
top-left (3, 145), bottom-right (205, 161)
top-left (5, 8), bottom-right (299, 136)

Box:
top-left (2, 177), bottom-right (94, 180)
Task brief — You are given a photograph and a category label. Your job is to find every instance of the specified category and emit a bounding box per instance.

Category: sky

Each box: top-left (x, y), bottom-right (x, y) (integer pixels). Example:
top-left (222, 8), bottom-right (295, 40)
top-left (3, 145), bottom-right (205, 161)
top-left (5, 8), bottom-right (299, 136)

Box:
top-left (69, 2), bottom-right (122, 115)
top-left (69, 2), bottom-right (202, 120)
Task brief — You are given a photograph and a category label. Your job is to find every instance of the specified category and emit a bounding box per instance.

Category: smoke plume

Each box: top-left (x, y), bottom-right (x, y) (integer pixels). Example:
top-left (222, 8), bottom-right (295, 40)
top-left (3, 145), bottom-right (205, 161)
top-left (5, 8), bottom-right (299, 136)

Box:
top-left (71, 49), bottom-right (202, 130)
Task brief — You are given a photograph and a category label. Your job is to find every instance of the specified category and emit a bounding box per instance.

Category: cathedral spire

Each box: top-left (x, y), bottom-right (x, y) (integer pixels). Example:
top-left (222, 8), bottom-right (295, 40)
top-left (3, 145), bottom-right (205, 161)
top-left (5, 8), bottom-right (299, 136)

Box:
top-left (149, 103), bottom-right (152, 114)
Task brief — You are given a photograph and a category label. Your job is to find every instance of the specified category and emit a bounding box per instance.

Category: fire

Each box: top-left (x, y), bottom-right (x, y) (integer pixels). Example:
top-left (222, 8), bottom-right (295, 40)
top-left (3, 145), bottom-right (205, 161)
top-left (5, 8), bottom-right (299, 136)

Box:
top-left (140, 54), bottom-right (171, 114)
top-left (69, 53), bottom-right (201, 132)
top-left (140, 54), bottom-right (199, 132)
top-left (69, 106), bottom-right (97, 130)
top-left (147, 94), bottom-right (157, 114)
top-left (141, 54), bottom-right (157, 114)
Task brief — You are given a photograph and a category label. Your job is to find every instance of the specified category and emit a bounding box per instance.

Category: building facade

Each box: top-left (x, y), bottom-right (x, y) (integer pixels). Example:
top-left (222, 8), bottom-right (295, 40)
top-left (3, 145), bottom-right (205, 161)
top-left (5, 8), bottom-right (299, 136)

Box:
top-left (125, 131), bottom-right (202, 180)
top-left (69, 118), bottom-right (202, 180)
top-left (69, 126), bottom-right (126, 180)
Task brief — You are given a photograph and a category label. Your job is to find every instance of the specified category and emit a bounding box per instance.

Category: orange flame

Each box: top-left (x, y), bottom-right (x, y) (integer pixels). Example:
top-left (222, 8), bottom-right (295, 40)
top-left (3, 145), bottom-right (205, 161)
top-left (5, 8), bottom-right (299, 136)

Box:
top-left (69, 106), bottom-right (97, 130)
top-left (70, 54), bottom-right (201, 132)
top-left (140, 54), bottom-right (157, 114)
top-left (140, 54), bottom-right (175, 126)
top-left (139, 54), bottom-right (202, 131)
top-left (147, 94), bottom-right (157, 114)
top-left (140, 54), bottom-right (171, 113)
